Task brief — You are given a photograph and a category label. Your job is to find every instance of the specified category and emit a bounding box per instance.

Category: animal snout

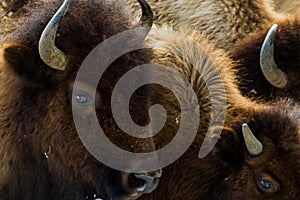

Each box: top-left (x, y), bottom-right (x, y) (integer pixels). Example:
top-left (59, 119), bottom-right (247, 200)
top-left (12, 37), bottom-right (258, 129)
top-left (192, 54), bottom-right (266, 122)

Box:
top-left (131, 171), bottom-right (161, 194)
top-left (122, 170), bottom-right (161, 198)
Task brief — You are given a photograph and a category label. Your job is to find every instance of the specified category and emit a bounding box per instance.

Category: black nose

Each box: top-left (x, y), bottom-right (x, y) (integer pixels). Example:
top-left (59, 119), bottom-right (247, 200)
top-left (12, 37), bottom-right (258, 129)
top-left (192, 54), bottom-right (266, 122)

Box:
top-left (129, 170), bottom-right (161, 194)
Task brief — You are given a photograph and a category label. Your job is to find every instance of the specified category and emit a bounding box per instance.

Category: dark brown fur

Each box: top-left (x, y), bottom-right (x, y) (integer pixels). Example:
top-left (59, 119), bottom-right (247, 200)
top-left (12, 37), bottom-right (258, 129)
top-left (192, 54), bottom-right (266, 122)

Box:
top-left (1, 1), bottom-right (300, 199)
top-left (230, 17), bottom-right (300, 101)
top-left (139, 100), bottom-right (300, 199)
top-left (0, 0), bottom-right (155, 199)
top-left (138, 28), bottom-right (300, 199)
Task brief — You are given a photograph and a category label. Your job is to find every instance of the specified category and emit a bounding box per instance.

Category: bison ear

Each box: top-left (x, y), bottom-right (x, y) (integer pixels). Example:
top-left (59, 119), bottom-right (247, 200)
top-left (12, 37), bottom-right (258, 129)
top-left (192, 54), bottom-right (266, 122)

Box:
top-left (1, 42), bottom-right (52, 84)
top-left (213, 127), bottom-right (243, 167)
top-left (2, 42), bottom-right (37, 77)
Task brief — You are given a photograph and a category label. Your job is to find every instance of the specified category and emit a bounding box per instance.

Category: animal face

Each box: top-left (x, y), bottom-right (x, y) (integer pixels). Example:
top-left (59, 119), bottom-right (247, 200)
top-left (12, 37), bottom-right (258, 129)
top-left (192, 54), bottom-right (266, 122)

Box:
top-left (135, 27), bottom-right (300, 199)
top-left (0, 0), bottom-right (161, 199)
top-left (137, 100), bottom-right (300, 200)
top-left (230, 18), bottom-right (300, 101)
top-left (219, 101), bottom-right (300, 200)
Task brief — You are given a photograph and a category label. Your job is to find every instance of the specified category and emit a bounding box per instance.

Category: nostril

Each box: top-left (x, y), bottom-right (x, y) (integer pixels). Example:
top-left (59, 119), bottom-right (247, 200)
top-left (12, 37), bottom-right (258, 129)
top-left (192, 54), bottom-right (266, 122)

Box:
top-left (136, 182), bottom-right (147, 192)
top-left (128, 173), bottom-right (147, 192)
top-left (131, 173), bottom-right (160, 194)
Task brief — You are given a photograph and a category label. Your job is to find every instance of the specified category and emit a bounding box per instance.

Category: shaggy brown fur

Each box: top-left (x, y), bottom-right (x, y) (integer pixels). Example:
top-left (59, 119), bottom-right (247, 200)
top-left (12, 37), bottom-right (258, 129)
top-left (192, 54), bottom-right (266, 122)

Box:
top-left (138, 28), bottom-right (300, 199)
top-left (230, 17), bottom-right (300, 101)
top-left (0, 0), bottom-right (29, 42)
top-left (2, 1), bottom-right (300, 199)
top-left (0, 0), bottom-right (157, 199)
top-left (274, 0), bottom-right (300, 14)
top-left (0, 0), bottom-right (28, 13)
top-left (126, 0), bottom-right (284, 50)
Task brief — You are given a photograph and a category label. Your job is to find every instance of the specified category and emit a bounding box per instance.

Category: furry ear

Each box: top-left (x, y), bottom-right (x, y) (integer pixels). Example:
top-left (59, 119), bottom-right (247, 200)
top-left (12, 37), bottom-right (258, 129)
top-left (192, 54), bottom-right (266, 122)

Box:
top-left (213, 127), bottom-right (243, 167)
top-left (1, 42), bottom-right (56, 85)
top-left (2, 42), bottom-right (35, 74)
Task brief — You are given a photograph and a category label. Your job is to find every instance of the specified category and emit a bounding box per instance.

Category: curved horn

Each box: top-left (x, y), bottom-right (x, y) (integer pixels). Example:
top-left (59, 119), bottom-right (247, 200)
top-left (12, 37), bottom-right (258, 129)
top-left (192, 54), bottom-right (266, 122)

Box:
top-left (38, 0), bottom-right (70, 71)
top-left (242, 123), bottom-right (263, 156)
top-left (260, 24), bottom-right (288, 88)
top-left (136, 0), bottom-right (153, 36)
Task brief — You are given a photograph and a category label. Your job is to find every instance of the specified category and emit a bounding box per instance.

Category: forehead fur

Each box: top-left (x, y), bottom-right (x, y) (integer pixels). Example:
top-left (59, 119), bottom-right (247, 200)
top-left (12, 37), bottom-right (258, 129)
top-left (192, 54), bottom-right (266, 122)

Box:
top-left (252, 100), bottom-right (300, 147)
top-left (1, 0), bottom-right (150, 85)
top-left (2, 0), bottom-right (135, 64)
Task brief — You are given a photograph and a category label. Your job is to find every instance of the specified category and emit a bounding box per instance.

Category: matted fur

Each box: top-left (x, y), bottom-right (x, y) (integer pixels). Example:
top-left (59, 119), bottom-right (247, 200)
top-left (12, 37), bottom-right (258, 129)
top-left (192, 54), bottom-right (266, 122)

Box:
top-left (1, 1), bottom-right (300, 199)
top-left (126, 0), bottom-right (284, 50)
top-left (0, 0), bottom-right (156, 199)
top-left (0, 0), bottom-right (28, 13)
top-left (136, 28), bottom-right (300, 199)
top-left (0, 0), bottom-right (29, 42)
top-left (274, 0), bottom-right (300, 14)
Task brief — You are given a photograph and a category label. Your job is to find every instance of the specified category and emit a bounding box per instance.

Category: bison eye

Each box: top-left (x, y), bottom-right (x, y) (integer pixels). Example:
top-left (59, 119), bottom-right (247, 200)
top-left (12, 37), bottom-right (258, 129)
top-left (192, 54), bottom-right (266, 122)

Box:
top-left (74, 91), bottom-right (94, 106)
top-left (70, 81), bottom-right (102, 109)
top-left (256, 174), bottom-right (280, 194)
top-left (260, 179), bottom-right (272, 189)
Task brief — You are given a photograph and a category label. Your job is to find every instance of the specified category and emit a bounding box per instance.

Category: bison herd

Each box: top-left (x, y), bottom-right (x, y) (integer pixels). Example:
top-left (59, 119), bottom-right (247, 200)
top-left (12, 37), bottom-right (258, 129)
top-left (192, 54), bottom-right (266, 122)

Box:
top-left (0, 0), bottom-right (299, 200)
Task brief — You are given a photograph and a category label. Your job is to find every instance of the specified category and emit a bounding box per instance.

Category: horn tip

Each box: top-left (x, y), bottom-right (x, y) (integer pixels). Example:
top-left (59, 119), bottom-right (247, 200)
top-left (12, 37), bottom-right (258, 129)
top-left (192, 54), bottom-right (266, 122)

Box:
top-left (272, 23), bottom-right (278, 30)
top-left (242, 123), bottom-right (249, 130)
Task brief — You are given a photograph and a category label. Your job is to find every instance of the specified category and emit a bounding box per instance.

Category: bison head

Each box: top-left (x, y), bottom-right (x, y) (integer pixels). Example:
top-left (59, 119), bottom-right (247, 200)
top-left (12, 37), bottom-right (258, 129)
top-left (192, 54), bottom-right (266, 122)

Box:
top-left (134, 28), bottom-right (300, 199)
top-left (0, 0), bottom-right (161, 199)
top-left (136, 100), bottom-right (300, 200)
top-left (230, 17), bottom-right (300, 101)
top-left (212, 101), bottom-right (300, 199)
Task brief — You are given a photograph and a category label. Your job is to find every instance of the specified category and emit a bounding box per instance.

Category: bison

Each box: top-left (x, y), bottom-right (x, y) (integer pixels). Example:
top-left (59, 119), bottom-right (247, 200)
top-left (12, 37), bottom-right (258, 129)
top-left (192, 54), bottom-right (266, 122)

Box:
top-left (124, 0), bottom-right (300, 102)
top-left (0, 0), bottom-right (162, 199)
top-left (230, 17), bottom-right (300, 101)
top-left (138, 27), bottom-right (300, 199)
top-left (125, 0), bottom-right (284, 50)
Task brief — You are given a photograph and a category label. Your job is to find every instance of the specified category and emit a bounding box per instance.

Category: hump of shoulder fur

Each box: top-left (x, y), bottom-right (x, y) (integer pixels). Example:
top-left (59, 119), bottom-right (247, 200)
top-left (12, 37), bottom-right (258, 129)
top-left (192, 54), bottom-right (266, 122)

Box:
top-left (146, 27), bottom-right (247, 107)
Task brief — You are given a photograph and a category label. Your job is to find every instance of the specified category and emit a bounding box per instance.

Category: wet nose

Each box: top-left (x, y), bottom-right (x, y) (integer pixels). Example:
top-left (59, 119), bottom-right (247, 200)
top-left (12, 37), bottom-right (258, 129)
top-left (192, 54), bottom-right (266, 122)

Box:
top-left (131, 170), bottom-right (161, 194)
top-left (127, 169), bottom-right (162, 195)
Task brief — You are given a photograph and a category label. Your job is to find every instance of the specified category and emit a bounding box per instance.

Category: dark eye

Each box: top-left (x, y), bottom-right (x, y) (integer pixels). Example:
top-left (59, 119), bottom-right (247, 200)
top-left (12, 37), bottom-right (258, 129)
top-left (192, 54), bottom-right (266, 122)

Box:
top-left (74, 92), bottom-right (94, 106)
top-left (70, 81), bottom-right (102, 109)
top-left (75, 94), bottom-right (89, 103)
top-left (259, 179), bottom-right (273, 190)
top-left (256, 174), bottom-right (280, 194)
